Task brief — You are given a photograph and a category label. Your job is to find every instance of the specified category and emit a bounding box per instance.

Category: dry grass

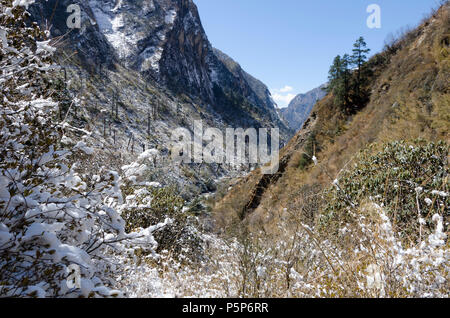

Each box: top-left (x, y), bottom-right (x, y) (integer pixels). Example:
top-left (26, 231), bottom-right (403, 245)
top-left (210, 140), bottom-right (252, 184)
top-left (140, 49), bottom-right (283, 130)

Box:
top-left (214, 3), bottom-right (450, 236)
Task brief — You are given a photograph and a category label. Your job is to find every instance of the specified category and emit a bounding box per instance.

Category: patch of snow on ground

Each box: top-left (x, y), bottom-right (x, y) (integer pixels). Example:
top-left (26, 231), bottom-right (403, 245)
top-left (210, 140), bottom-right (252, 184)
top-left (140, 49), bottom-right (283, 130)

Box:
top-left (165, 9), bottom-right (177, 25)
top-left (210, 67), bottom-right (219, 83)
top-left (140, 46), bottom-right (164, 72)
top-left (88, 1), bottom-right (135, 59)
top-left (111, 0), bottom-right (123, 12)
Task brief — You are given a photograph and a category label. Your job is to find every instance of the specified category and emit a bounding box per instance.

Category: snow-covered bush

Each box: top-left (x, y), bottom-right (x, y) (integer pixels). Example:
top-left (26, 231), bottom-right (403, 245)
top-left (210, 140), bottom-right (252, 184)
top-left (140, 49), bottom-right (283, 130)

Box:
top-left (0, 0), bottom-right (159, 297)
top-left (120, 150), bottom-right (204, 262)
top-left (114, 197), bottom-right (448, 298)
top-left (320, 140), bottom-right (448, 242)
top-left (285, 202), bottom-right (449, 297)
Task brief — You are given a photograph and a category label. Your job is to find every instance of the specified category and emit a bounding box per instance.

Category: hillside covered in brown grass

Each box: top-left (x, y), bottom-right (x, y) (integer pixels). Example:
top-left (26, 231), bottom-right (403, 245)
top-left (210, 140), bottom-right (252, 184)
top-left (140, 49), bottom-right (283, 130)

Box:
top-left (214, 2), bottom-right (449, 234)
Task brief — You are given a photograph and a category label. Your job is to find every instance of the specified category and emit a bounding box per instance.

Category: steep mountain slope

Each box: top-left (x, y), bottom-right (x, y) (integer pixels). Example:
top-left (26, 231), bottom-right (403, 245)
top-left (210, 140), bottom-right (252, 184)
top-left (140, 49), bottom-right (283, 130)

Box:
top-left (280, 84), bottom-right (327, 131)
top-left (214, 3), bottom-right (450, 231)
top-left (29, 0), bottom-right (291, 134)
top-left (27, 0), bottom-right (292, 199)
top-left (213, 48), bottom-right (291, 130)
top-left (213, 48), bottom-right (275, 112)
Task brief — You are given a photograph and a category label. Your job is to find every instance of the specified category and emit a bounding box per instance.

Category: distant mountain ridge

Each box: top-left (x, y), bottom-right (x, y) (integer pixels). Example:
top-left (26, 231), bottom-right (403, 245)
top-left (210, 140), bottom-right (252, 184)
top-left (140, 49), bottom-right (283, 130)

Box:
top-left (280, 84), bottom-right (327, 131)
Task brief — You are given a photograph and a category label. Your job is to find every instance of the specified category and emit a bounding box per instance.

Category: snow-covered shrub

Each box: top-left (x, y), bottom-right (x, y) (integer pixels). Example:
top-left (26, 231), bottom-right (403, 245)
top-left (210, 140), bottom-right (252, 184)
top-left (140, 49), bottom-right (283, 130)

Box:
top-left (122, 186), bottom-right (183, 233)
top-left (0, 0), bottom-right (156, 297)
top-left (320, 140), bottom-right (448, 242)
top-left (288, 202), bottom-right (449, 297)
top-left (120, 151), bottom-right (204, 262)
top-left (116, 197), bottom-right (448, 298)
top-left (113, 233), bottom-right (241, 298)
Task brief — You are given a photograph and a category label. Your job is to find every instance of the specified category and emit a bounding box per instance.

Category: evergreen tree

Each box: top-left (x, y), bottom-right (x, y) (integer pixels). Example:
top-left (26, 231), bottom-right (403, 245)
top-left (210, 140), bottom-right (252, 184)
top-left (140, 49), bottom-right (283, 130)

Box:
top-left (351, 36), bottom-right (371, 101)
top-left (327, 37), bottom-right (372, 113)
top-left (327, 54), bottom-right (351, 111)
top-left (327, 55), bottom-right (342, 93)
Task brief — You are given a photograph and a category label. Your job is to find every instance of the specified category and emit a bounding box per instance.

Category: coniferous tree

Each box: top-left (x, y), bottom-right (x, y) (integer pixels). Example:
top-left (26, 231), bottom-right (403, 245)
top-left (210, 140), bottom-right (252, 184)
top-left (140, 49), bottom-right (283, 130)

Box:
top-left (340, 54), bottom-right (352, 109)
top-left (327, 54), bottom-right (351, 111)
top-left (327, 55), bottom-right (343, 93)
top-left (327, 37), bottom-right (371, 113)
top-left (351, 37), bottom-right (371, 106)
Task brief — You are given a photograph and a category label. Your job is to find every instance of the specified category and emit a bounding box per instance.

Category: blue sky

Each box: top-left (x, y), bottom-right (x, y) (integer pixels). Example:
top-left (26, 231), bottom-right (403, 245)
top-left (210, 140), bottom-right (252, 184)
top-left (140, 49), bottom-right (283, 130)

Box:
top-left (193, 0), bottom-right (442, 107)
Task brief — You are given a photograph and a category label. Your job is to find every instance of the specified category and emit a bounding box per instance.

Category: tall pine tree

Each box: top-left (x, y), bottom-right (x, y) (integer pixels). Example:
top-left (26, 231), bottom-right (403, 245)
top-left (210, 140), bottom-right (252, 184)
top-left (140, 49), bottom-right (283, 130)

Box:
top-left (327, 55), bottom-right (343, 92)
top-left (327, 54), bottom-right (351, 111)
top-left (327, 37), bottom-right (372, 113)
top-left (351, 36), bottom-right (371, 104)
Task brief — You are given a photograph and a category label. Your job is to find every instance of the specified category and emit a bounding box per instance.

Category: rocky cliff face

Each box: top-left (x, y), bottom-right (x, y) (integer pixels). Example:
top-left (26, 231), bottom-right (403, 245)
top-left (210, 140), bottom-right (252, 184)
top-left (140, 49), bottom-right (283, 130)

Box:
top-left (28, 0), bottom-right (116, 67)
top-left (83, 0), bottom-right (214, 100)
top-left (30, 0), bottom-right (291, 137)
top-left (280, 84), bottom-right (327, 131)
top-left (213, 48), bottom-right (291, 132)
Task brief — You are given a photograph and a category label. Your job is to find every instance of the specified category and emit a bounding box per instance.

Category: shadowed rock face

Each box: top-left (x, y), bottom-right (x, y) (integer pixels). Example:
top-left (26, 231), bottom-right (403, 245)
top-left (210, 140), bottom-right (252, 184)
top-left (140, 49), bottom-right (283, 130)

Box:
top-left (30, 0), bottom-right (292, 140)
top-left (212, 48), bottom-right (292, 133)
top-left (29, 0), bottom-right (117, 67)
top-left (281, 85), bottom-right (327, 131)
